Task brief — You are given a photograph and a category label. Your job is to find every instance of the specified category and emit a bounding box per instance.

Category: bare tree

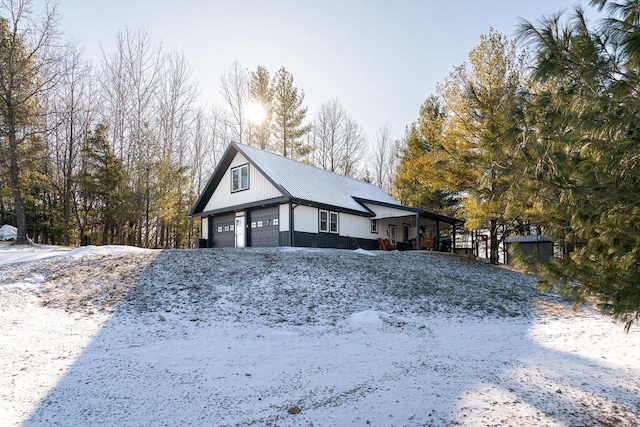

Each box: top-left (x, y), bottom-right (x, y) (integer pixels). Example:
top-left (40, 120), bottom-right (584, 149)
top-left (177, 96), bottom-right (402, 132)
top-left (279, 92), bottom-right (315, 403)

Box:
top-left (155, 49), bottom-right (199, 248)
top-left (312, 98), bottom-right (367, 177)
top-left (371, 124), bottom-right (397, 193)
top-left (312, 98), bottom-right (344, 172)
top-left (339, 116), bottom-right (367, 178)
top-left (0, 0), bottom-right (61, 244)
top-left (219, 60), bottom-right (248, 143)
top-left (53, 39), bottom-right (93, 245)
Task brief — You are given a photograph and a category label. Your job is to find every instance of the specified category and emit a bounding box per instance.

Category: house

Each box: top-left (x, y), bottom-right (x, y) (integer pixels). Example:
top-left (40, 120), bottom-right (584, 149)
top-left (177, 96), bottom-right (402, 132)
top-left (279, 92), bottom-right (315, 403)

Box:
top-left (504, 235), bottom-right (554, 264)
top-left (190, 142), bottom-right (463, 250)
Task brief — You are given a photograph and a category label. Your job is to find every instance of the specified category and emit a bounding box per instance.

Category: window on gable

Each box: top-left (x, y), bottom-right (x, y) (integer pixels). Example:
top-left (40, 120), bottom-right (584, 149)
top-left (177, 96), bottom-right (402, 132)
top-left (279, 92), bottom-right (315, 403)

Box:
top-left (231, 164), bottom-right (249, 192)
top-left (329, 212), bottom-right (338, 233)
top-left (319, 210), bottom-right (329, 232)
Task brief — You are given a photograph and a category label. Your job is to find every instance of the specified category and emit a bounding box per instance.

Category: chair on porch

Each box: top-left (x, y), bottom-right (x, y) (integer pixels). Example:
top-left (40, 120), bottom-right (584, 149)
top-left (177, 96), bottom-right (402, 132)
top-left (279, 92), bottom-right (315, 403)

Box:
top-left (420, 236), bottom-right (434, 250)
top-left (377, 237), bottom-right (397, 251)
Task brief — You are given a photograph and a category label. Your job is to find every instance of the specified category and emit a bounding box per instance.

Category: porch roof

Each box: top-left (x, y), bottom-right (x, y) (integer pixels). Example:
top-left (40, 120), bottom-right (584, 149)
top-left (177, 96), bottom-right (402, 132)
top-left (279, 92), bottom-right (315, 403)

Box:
top-left (355, 198), bottom-right (464, 225)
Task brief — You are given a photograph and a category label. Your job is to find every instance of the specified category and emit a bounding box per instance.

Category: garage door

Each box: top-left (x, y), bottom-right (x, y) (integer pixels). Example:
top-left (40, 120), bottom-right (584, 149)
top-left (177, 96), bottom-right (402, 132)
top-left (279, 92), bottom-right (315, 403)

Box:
top-left (249, 207), bottom-right (279, 247)
top-left (212, 213), bottom-right (236, 248)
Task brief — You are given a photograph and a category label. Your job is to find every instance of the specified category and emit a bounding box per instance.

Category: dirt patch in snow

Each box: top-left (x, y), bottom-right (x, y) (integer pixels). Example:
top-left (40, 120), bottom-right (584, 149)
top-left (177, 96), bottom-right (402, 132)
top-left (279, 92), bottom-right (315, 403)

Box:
top-left (0, 252), bottom-right (158, 313)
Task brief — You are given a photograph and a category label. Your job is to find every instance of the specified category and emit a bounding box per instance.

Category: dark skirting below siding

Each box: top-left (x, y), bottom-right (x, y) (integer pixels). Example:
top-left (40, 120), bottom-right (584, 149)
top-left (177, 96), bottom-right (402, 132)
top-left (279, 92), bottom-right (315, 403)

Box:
top-left (279, 231), bottom-right (378, 250)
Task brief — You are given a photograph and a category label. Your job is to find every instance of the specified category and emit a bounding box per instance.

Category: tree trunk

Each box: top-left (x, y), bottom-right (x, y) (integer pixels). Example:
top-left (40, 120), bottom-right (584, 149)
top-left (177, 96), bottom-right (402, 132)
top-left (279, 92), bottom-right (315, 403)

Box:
top-left (489, 219), bottom-right (499, 264)
top-left (7, 118), bottom-right (29, 244)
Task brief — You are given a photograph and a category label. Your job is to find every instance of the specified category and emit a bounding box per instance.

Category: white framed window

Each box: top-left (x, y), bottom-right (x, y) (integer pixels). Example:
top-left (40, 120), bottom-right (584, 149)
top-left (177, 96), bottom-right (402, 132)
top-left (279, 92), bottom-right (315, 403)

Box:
top-left (319, 210), bottom-right (329, 232)
top-left (251, 221), bottom-right (257, 228)
top-left (230, 224), bottom-right (235, 231)
top-left (257, 220), bottom-right (263, 228)
top-left (371, 219), bottom-right (378, 234)
top-left (329, 212), bottom-right (338, 233)
top-left (217, 226), bottom-right (223, 233)
top-left (224, 225), bottom-right (229, 232)
top-left (273, 218), bottom-right (279, 226)
top-left (231, 164), bottom-right (249, 192)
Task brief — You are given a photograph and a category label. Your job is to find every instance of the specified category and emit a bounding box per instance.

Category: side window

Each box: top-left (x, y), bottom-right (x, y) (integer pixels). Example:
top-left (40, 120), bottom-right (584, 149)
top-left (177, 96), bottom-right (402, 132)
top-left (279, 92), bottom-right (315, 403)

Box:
top-left (319, 210), bottom-right (328, 232)
top-left (231, 164), bottom-right (249, 192)
top-left (371, 219), bottom-right (378, 234)
top-left (329, 212), bottom-right (338, 233)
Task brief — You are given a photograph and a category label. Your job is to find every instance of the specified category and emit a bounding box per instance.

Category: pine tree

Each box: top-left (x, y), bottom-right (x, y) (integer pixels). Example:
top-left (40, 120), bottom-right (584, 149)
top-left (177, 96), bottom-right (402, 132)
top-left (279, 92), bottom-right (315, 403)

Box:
top-left (517, 0), bottom-right (640, 330)
top-left (395, 96), bottom-right (461, 216)
top-left (271, 67), bottom-right (311, 159)
top-left (248, 65), bottom-right (273, 150)
top-left (81, 124), bottom-right (127, 245)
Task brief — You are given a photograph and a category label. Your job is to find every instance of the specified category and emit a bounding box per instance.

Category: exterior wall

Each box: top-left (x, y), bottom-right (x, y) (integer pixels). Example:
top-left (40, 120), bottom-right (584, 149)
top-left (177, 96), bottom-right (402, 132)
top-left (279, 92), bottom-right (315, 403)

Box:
top-left (201, 217), bottom-right (208, 240)
top-left (248, 206), bottom-right (279, 247)
top-left (293, 205), bottom-right (318, 233)
top-left (203, 152), bottom-right (283, 212)
top-left (339, 211), bottom-right (379, 240)
top-left (291, 231), bottom-right (377, 250)
top-left (212, 213), bottom-right (236, 248)
top-left (506, 241), bottom-right (553, 264)
top-left (279, 204), bottom-right (289, 232)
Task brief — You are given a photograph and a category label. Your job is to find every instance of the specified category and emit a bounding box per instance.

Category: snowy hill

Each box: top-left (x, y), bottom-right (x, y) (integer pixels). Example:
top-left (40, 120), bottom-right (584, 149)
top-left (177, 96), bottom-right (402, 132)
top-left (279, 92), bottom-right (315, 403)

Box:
top-left (1, 247), bottom-right (639, 426)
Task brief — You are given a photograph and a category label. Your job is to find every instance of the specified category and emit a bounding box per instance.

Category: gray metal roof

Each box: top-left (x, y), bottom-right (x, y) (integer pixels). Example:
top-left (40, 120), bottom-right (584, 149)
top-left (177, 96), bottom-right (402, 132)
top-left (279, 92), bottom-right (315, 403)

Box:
top-left (505, 235), bottom-right (553, 243)
top-left (236, 143), bottom-right (401, 214)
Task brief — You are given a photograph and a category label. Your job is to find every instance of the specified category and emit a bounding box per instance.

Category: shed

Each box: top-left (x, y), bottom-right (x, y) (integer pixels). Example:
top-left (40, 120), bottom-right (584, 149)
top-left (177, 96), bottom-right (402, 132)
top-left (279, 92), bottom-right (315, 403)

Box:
top-left (505, 235), bottom-right (553, 264)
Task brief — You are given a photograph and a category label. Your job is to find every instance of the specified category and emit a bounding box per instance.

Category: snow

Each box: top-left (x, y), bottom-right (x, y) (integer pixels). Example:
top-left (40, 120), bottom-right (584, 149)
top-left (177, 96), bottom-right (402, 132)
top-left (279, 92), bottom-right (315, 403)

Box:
top-left (0, 247), bottom-right (638, 426)
top-left (0, 244), bottom-right (151, 266)
top-left (0, 224), bottom-right (17, 241)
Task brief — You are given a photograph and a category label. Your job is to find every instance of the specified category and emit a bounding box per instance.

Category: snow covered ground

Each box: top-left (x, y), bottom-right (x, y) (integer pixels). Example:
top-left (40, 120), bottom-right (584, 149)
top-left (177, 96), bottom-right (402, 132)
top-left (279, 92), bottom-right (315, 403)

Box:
top-left (0, 247), bottom-right (638, 426)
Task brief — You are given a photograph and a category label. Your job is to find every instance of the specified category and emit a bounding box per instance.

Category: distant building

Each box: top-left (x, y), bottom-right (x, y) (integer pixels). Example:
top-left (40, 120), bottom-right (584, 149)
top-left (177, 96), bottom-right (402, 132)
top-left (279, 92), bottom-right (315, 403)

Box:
top-left (190, 142), bottom-right (463, 250)
top-left (504, 235), bottom-right (553, 264)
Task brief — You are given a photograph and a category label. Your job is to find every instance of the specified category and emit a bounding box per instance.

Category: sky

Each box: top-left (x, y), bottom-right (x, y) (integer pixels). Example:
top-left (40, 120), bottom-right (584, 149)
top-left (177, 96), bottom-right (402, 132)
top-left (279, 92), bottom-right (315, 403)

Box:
top-left (54, 0), bottom-right (598, 143)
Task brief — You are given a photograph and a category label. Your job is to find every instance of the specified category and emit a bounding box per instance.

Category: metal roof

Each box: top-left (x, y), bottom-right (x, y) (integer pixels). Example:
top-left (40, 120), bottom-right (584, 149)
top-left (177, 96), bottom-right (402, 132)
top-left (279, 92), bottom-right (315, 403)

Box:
top-left (505, 235), bottom-right (553, 243)
top-left (235, 142), bottom-right (401, 214)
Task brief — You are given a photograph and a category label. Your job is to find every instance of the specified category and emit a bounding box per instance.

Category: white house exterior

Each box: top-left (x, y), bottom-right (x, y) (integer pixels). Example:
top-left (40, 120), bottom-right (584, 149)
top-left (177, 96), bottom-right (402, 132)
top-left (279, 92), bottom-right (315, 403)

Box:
top-left (190, 142), bottom-right (462, 250)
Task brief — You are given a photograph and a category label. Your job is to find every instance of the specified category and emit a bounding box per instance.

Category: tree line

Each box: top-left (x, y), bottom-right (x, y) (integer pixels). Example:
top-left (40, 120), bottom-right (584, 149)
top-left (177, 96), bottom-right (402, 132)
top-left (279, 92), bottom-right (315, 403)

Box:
top-left (0, 0), bottom-right (398, 249)
top-left (395, 0), bottom-right (639, 329)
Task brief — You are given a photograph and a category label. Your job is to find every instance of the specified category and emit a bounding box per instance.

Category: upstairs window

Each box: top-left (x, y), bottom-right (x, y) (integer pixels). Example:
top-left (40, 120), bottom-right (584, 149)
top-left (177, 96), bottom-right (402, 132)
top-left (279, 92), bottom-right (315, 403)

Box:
top-left (231, 164), bottom-right (249, 192)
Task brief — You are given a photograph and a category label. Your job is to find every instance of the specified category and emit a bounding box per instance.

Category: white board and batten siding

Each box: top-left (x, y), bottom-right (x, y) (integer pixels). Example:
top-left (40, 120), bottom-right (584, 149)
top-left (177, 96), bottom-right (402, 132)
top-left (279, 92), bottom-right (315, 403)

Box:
top-left (293, 205), bottom-right (319, 233)
top-left (339, 211), bottom-right (379, 240)
top-left (279, 204), bottom-right (290, 232)
top-left (289, 205), bottom-right (379, 240)
top-left (203, 152), bottom-right (283, 213)
top-left (201, 217), bottom-right (208, 239)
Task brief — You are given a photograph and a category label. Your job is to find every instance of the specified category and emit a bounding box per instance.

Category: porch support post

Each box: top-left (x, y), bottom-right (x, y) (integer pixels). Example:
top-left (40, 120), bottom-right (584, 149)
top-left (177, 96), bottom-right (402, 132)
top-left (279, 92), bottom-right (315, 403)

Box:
top-left (416, 213), bottom-right (421, 250)
top-left (452, 222), bottom-right (456, 253)
top-left (435, 220), bottom-right (440, 251)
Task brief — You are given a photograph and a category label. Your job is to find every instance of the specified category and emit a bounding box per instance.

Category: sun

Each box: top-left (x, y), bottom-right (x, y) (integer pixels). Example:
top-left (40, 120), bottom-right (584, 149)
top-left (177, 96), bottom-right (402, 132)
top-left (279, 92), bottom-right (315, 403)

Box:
top-left (246, 101), bottom-right (266, 124)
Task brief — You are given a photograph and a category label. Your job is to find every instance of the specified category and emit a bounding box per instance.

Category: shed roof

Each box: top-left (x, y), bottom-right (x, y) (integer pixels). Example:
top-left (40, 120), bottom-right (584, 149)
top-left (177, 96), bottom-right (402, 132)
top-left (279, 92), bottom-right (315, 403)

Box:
top-left (505, 235), bottom-right (553, 243)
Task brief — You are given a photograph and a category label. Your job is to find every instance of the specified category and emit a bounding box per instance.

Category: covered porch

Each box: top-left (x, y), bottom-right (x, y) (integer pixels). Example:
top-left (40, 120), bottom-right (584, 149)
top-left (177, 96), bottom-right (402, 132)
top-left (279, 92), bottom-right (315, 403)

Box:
top-left (372, 207), bottom-right (463, 252)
